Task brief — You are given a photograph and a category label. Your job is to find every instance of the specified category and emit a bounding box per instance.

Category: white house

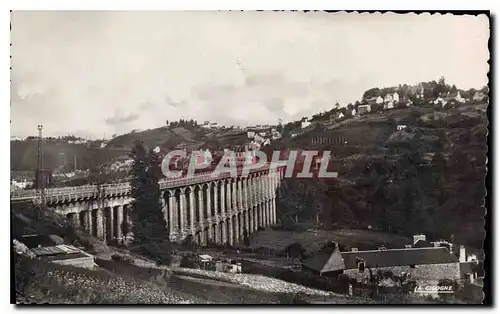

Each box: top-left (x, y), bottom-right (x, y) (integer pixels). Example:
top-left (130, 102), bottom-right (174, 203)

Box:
top-left (473, 91), bottom-right (486, 101)
top-left (384, 101), bottom-right (394, 110)
top-left (397, 125), bottom-right (407, 131)
top-left (301, 120), bottom-right (312, 128)
top-left (247, 131), bottom-right (255, 138)
top-left (455, 91), bottom-right (465, 103)
top-left (357, 104), bottom-right (371, 114)
top-left (351, 109), bottom-right (357, 116)
top-left (338, 112), bottom-right (345, 119)
top-left (434, 97), bottom-right (448, 107)
top-left (376, 96), bottom-right (384, 104)
top-left (384, 94), bottom-right (393, 103)
top-left (393, 92), bottom-right (400, 103)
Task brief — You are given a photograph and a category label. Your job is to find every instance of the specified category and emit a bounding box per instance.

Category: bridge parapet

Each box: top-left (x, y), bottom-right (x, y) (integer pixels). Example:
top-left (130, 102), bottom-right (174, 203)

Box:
top-left (11, 164), bottom-right (282, 202)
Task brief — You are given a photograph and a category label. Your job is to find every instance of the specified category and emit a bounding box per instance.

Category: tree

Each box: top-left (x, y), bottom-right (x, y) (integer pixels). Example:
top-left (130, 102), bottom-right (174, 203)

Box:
top-left (362, 88), bottom-right (381, 99)
top-left (450, 85), bottom-right (458, 94)
top-left (277, 118), bottom-right (283, 133)
top-left (129, 141), bottom-right (172, 265)
top-left (120, 219), bottom-right (131, 246)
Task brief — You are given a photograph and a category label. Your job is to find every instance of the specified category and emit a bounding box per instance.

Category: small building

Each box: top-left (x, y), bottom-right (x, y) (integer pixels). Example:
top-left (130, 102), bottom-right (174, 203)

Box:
top-left (396, 125), bottom-right (407, 131)
top-left (384, 101), bottom-right (394, 110)
top-left (341, 247), bottom-right (461, 287)
top-left (393, 92), bottom-right (400, 103)
top-left (30, 244), bottom-right (95, 270)
top-left (301, 120), bottom-right (312, 129)
top-left (338, 112), bottom-right (345, 119)
top-left (357, 104), bottom-right (371, 115)
top-left (384, 94), bottom-right (393, 103)
top-left (434, 97), bottom-right (448, 107)
top-left (198, 254), bottom-right (213, 270)
top-left (376, 96), bottom-right (384, 104)
top-left (473, 91), bottom-right (486, 101)
top-left (303, 240), bottom-right (463, 291)
top-left (302, 242), bottom-right (344, 277)
top-left (445, 91), bottom-right (465, 104)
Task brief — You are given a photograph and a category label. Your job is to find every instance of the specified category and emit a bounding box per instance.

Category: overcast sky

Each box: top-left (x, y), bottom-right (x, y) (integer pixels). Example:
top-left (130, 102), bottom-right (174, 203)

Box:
top-left (11, 11), bottom-right (489, 139)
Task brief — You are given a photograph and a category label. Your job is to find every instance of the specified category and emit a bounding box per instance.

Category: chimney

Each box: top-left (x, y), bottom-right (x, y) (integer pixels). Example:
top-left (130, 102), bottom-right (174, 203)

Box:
top-left (460, 245), bottom-right (466, 263)
top-left (351, 248), bottom-right (358, 252)
top-left (413, 234), bottom-right (426, 244)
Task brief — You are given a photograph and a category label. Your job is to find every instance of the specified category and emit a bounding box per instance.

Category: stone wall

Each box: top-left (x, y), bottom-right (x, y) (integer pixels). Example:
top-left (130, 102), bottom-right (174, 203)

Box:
top-left (344, 262), bottom-right (461, 285)
top-left (52, 256), bottom-right (96, 270)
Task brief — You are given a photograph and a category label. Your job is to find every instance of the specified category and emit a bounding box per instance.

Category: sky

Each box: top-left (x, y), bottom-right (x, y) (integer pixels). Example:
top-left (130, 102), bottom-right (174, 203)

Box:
top-left (11, 11), bottom-right (489, 139)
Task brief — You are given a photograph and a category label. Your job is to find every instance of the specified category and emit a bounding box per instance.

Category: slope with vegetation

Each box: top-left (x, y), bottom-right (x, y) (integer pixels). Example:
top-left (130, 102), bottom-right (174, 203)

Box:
top-left (275, 80), bottom-right (488, 251)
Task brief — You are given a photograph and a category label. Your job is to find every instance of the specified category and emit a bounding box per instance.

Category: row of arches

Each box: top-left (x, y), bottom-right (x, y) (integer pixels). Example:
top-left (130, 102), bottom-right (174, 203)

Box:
top-left (62, 170), bottom-right (283, 246)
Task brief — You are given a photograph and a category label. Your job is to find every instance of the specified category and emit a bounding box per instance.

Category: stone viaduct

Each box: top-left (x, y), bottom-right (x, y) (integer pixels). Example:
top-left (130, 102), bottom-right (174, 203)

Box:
top-left (11, 165), bottom-right (285, 246)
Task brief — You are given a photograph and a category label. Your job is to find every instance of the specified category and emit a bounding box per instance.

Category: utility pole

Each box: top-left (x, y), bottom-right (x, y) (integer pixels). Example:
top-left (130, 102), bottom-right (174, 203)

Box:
top-left (35, 124), bottom-right (45, 207)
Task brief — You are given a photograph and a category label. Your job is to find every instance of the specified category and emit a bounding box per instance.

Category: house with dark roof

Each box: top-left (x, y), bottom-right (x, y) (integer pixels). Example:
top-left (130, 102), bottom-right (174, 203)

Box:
top-left (302, 242), bottom-right (345, 276)
top-left (302, 243), bottom-right (462, 287)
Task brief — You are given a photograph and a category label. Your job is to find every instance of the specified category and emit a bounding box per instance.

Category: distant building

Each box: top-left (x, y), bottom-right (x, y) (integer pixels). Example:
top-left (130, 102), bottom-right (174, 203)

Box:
top-left (11, 179), bottom-right (30, 190)
top-left (384, 94), bottom-right (393, 103)
top-left (384, 101), bottom-right (394, 110)
top-left (393, 92), bottom-right (400, 103)
top-left (473, 91), bottom-right (486, 101)
top-left (247, 131), bottom-right (255, 138)
top-left (10, 136), bottom-right (23, 141)
top-left (445, 91), bottom-right (465, 104)
top-left (376, 96), bottom-right (384, 104)
top-left (357, 104), bottom-right (371, 115)
top-left (397, 125), bottom-right (407, 131)
top-left (329, 112), bottom-right (345, 122)
top-left (365, 97), bottom-right (379, 105)
top-left (434, 97), bottom-right (448, 107)
top-left (301, 120), bottom-right (312, 129)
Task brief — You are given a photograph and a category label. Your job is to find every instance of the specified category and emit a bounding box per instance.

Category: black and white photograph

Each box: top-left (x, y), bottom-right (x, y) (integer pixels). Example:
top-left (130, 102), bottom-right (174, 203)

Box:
top-left (10, 10), bottom-right (490, 305)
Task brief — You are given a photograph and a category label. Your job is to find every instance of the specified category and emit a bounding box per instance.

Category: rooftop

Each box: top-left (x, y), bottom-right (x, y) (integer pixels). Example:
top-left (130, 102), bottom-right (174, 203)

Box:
top-left (302, 246), bottom-right (460, 273)
top-left (341, 247), bottom-right (459, 269)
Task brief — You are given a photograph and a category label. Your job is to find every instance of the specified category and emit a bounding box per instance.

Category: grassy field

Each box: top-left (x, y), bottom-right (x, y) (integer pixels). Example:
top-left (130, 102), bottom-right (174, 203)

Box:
top-left (248, 228), bottom-right (412, 253)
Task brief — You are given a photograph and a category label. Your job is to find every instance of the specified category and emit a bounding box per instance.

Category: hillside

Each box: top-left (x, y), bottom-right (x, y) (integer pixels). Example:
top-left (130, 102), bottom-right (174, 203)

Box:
top-left (11, 125), bottom-right (256, 173)
top-left (106, 126), bottom-right (206, 150)
top-left (10, 141), bottom-right (127, 173)
top-left (274, 101), bottom-right (488, 249)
